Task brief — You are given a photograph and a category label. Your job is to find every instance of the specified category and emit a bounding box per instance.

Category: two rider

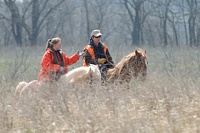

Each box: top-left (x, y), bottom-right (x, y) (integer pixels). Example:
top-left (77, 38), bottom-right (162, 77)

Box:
top-left (38, 30), bottom-right (114, 82)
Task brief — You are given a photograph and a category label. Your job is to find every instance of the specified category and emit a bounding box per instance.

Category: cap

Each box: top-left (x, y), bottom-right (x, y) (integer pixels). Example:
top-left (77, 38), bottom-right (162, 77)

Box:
top-left (90, 29), bottom-right (102, 37)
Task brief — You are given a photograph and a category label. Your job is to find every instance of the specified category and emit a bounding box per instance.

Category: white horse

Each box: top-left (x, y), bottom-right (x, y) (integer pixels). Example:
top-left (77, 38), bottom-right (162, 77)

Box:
top-left (15, 64), bottom-right (101, 98)
top-left (59, 64), bottom-right (101, 86)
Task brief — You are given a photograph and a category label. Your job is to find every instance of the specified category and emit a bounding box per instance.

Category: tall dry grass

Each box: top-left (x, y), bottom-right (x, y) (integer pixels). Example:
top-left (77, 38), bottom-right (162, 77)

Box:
top-left (0, 45), bottom-right (200, 133)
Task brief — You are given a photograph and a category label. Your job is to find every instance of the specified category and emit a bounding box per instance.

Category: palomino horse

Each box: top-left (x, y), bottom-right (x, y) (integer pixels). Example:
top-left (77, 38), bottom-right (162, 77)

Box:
top-left (106, 49), bottom-right (148, 83)
top-left (15, 64), bottom-right (101, 97)
top-left (59, 64), bottom-right (101, 86)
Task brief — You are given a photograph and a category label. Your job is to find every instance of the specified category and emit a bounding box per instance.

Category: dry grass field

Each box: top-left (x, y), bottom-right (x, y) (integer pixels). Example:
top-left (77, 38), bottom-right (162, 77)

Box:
top-left (0, 45), bottom-right (200, 133)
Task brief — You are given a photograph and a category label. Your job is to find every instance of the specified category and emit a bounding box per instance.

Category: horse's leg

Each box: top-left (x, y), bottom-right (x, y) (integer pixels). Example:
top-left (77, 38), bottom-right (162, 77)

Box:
top-left (141, 69), bottom-right (147, 81)
top-left (15, 81), bottom-right (28, 97)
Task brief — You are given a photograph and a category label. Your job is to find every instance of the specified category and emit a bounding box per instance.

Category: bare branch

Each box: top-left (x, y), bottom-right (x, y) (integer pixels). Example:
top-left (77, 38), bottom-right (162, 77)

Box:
top-left (37, 0), bottom-right (65, 35)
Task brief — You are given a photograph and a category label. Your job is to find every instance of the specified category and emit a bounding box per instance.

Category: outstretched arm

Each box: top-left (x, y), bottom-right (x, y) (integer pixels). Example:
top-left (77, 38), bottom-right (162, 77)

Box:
top-left (63, 52), bottom-right (80, 66)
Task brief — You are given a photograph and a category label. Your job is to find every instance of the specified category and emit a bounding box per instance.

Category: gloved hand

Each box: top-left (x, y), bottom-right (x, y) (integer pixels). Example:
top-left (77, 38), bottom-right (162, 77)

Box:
top-left (98, 58), bottom-right (106, 64)
top-left (77, 50), bottom-right (84, 56)
top-left (60, 66), bottom-right (65, 73)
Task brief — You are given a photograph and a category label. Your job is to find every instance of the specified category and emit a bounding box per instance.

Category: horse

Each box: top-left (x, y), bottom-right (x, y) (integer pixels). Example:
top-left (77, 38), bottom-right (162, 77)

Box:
top-left (106, 49), bottom-right (148, 84)
top-left (15, 64), bottom-right (101, 98)
top-left (59, 64), bottom-right (101, 86)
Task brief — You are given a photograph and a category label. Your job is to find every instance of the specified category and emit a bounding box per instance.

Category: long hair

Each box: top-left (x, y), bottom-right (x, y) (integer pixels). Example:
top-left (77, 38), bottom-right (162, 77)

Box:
top-left (45, 37), bottom-right (61, 50)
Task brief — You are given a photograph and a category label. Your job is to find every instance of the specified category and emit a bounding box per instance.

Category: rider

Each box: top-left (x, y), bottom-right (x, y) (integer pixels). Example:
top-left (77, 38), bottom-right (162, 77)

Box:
top-left (83, 29), bottom-right (114, 79)
top-left (38, 37), bottom-right (81, 82)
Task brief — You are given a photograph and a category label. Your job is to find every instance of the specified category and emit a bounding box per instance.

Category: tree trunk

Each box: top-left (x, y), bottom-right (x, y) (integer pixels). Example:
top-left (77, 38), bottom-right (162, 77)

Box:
top-left (23, 0), bottom-right (65, 46)
top-left (187, 0), bottom-right (197, 46)
top-left (132, 3), bottom-right (141, 46)
top-left (163, 0), bottom-right (171, 46)
top-left (30, 0), bottom-right (39, 46)
top-left (84, 0), bottom-right (90, 39)
top-left (4, 0), bottom-right (22, 46)
top-left (124, 0), bottom-right (144, 46)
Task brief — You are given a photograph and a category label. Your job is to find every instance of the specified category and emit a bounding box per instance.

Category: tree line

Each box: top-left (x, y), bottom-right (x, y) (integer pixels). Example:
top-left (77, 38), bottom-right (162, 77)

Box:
top-left (0, 0), bottom-right (200, 47)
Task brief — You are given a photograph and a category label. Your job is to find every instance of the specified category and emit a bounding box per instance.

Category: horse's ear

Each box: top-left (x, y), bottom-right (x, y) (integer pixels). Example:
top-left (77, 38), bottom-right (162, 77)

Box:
top-left (135, 50), bottom-right (139, 55)
top-left (144, 50), bottom-right (146, 54)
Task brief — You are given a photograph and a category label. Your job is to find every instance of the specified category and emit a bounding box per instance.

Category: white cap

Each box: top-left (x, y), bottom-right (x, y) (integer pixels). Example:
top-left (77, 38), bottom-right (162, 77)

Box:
top-left (90, 29), bottom-right (102, 37)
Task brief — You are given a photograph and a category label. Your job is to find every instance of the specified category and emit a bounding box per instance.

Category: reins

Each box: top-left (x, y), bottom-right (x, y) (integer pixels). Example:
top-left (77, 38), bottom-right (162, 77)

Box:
top-left (106, 59), bottom-right (119, 70)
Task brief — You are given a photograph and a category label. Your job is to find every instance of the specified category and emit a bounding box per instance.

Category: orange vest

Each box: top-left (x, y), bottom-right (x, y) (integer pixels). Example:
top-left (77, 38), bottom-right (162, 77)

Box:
top-left (83, 43), bottom-right (107, 66)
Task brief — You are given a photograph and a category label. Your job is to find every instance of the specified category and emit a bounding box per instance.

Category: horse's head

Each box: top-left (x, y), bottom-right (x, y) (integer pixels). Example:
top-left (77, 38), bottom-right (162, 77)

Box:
top-left (107, 49), bottom-right (148, 82)
top-left (88, 64), bottom-right (101, 81)
top-left (127, 49), bottom-right (148, 80)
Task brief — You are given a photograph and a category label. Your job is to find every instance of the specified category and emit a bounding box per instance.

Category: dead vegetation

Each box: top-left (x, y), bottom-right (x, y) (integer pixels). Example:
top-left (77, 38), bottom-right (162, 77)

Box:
top-left (0, 46), bottom-right (200, 133)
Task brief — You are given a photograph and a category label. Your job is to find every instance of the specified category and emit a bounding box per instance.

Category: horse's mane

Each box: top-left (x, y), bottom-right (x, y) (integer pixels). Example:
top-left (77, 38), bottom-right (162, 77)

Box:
top-left (116, 52), bottom-right (136, 73)
top-left (108, 51), bottom-right (136, 75)
top-left (107, 49), bottom-right (147, 82)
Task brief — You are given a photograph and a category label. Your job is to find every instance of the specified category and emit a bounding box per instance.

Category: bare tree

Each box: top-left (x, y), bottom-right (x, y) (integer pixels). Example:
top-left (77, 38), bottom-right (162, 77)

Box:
top-left (179, 0), bottom-right (189, 45)
top-left (23, 0), bottom-right (65, 46)
top-left (122, 0), bottom-right (147, 46)
top-left (84, 0), bottom-right (90, 39)
top-left (150, 0), bottom-right (172, 46)
top-left (0, 14), bottom-right (12, 46)
top-left (2, 22), bottom-right (12, 46)
top-left (2, 0), bottom-right (200, 47)
top-left (44, 0), bottom-right (78, 44)
top-left (186, 0), bottom-right (198, 46)
top-left (4, 0), bottom-right (23, 46)
top-left (3, 0), bottom-right (65, 46)
top-left (168, 1), bottom-right (181, 46)
top-left (163, 0), bottom-right (172, 46)
top-left (81, 0), bottom-right (114, 42)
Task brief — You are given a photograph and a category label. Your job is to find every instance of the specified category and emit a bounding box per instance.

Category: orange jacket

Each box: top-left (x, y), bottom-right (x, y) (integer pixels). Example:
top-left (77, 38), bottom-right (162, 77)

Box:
top-left (83, 43), bottom-right (114, 68)
top-left (38, 48), bottom-right (79, 82)
top-left (83, 43), bottom-right (107, 66)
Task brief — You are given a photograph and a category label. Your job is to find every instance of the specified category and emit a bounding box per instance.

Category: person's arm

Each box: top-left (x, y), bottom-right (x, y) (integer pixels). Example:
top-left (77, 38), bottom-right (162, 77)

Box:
top-left (105, 49), bottom-right (114, 68)
top-left (63, 52), bottom-right (80, 66)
